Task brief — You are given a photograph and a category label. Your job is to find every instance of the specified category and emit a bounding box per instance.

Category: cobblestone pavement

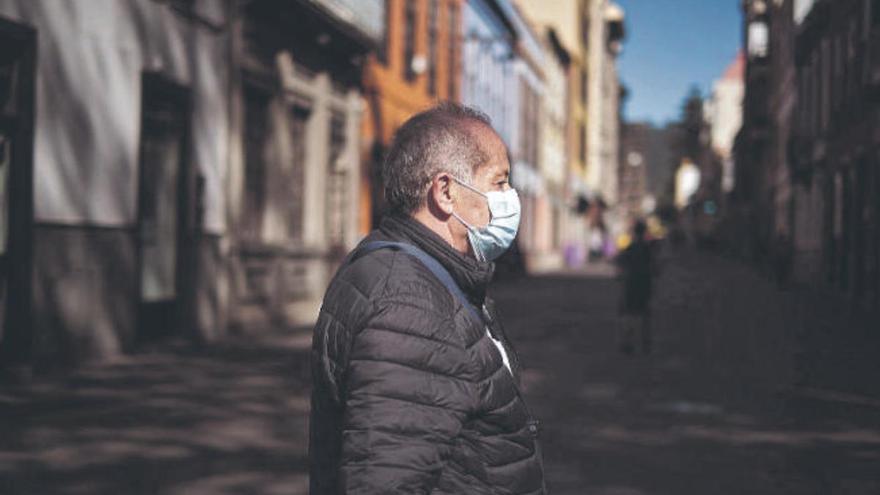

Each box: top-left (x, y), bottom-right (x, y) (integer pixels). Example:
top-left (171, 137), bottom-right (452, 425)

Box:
top-left (1, 246), bottom-right (879, 494)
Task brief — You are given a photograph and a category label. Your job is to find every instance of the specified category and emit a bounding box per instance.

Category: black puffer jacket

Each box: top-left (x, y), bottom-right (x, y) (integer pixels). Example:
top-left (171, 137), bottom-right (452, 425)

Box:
top-left (310, 214), bottom-right (546, 494)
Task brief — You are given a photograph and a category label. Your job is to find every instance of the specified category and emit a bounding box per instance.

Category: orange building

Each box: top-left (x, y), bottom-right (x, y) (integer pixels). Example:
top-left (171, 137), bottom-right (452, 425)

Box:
top-left (360, 0), bottom-right (463, 234)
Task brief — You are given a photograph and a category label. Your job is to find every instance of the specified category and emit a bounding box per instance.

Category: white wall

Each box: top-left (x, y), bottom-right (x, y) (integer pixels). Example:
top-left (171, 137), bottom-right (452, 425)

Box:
top-left (709, 78), bottom-right (744, 159)
top-left (0, 0), bottom-right (230, 233)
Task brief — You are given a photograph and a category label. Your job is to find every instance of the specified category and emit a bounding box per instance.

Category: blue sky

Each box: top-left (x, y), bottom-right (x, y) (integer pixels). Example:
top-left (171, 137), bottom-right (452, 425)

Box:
top-left (616, 0), bottom-right (743, 125)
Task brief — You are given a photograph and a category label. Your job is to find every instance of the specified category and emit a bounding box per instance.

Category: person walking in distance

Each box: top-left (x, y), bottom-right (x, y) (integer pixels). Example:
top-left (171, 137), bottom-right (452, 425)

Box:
top-left (309, 103), bottom-right (546, 494)
top-left (616, 219), bottom-right (655, 355)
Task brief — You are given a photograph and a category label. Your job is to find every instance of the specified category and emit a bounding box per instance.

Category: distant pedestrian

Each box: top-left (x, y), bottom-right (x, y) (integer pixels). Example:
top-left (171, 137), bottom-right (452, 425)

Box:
top-left (309, 103), bottom-right (546, 494)
top-left (616, 219), bottom-right (655, 354)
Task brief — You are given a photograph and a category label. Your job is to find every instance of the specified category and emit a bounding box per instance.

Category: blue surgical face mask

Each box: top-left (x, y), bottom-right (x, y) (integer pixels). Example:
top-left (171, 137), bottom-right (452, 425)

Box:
top-left (451, 177), bottom-right (521, 262)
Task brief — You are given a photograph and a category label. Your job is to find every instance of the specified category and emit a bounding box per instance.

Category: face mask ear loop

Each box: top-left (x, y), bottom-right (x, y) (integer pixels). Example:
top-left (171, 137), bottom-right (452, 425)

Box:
top-left (452, 176), bottom-right (488, 198)
top-left (451, 210), bottom-right (475, 230)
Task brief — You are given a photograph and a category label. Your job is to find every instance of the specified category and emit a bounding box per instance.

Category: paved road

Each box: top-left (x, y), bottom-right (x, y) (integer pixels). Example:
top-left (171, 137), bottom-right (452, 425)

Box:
top-left (495, 247), bottom-right (880, 495)
top-left (0, 334), bottom-right (314, 494)
top-left (1, 246), bottom-right (879, 494)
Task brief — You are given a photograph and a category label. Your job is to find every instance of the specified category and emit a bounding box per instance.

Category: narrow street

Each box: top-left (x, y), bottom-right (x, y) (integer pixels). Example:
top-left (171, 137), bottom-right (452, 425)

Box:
top-left (497, 247), bottom-right (880, 494)
top-left (2, 246), bottom-right (880, 494)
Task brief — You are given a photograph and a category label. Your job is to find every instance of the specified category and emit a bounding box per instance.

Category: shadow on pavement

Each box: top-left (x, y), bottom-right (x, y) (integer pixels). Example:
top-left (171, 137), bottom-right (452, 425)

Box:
top-left (0, 331), bottom-right (312, 495)
top-left (491, 250), bottom-right (880, 495)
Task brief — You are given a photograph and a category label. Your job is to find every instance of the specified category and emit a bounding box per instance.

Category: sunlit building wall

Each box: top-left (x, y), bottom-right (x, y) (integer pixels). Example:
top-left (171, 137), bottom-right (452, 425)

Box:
top-left (532, 28), bottom-right (571, 271)
top-left (0, 0), bottom-right (233, 366)
top-left (706, 52), bottom-right (745, 194)
top-left (514, 0), bottom-right (592, 266)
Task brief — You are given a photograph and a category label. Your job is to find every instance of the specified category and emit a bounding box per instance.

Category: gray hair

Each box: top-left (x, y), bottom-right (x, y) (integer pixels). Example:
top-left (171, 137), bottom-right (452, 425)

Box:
top-left (382, 102), bottom-right (493, 214)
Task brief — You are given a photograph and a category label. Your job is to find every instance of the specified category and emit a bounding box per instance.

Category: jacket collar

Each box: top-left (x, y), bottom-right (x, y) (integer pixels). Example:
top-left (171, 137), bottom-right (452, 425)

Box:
top-left (378, 213), bottom-right (494, 307)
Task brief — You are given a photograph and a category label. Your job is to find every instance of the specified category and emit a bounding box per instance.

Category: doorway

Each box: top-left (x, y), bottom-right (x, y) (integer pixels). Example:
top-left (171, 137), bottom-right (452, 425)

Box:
top-left (0, 17), bottom-right (35, 365)
top-left (136, 73), bottom-right (191, 341)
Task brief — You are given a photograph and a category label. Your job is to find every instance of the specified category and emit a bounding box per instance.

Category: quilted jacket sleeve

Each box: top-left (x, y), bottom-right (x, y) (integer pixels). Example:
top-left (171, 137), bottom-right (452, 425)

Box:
top-left (338, 289), bottom-right (478, 493)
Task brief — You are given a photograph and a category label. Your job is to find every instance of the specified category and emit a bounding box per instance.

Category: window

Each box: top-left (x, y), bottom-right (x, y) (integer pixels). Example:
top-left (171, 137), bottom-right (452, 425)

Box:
top-left (525, 84), bottom-right (540, 167)
top-left (0, 132), bottom-right (9, 257)
top-left (403, 0), bottom-right (417, 81)
top-left (0, 53), bottom-right (21, 257)
top-left (326, 110), bottom-right (348, 248)
top-left (748, 21), bottom-right (769, 59)
top-left (519, 80), bottom-right (540, 166)
top-left (138, 74), bottom-right (190, 302)
top-left (821, 38), bottom-right (830, 131)
top-left (288, 105), bottom-right (310, 242)
top-left (579, 121), bottom-right (586, 163)
top-left (243, 84), bottom-right (270, 240)
top-left (428, 0), bottom-right (438, 95)
top-left (812, 52), bottom-right (820, 133)
top-left (793, 0), bottom-right (815, 25)
top-left (448, 2), bottom-right (459, 100)
top-left (581, 69), bottom-right (588, 106)
top-left (833, 33), bottom-right (842, 110)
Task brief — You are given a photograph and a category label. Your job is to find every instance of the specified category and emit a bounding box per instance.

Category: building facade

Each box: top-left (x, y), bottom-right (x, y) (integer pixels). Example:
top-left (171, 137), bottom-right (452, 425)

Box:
top-left (229, 0), bottom-right (380, 331)
top-left (789, 0), bottom-right (880, 308)
top-left (586, 1), bottom-right (624, 201)
top-left (0, 0), bottom-right (233, 368)
top-left (733, 0), bottom-right (775, 262)
top-left (514, 0), bottom-right (594, 266)
top-left (362, 0), bottom-right (463, 232)
top-left (508, 4), bottom-right (548, 271)
top-left (461, 0), bottom-right (516, 145)
top-left (585, 0), bottom-right (625, 246)
top-left (0, 0), bottom-right (383, 369)
top-left (706, 52), bottom-right (745, 197)
top-left (532, 28), bottom-right (571, 271)
top-left (735, 0), bottom-right (880, 310)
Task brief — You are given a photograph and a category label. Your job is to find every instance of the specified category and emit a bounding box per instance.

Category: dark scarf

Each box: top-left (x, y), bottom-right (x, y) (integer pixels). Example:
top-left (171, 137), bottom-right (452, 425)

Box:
top-left (377, 214), bottom-right (494, 308)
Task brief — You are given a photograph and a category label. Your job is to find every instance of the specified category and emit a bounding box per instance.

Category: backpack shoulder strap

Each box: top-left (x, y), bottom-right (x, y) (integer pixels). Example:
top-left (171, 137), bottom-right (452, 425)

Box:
top-left (354, 241), bottom-right (483, 324)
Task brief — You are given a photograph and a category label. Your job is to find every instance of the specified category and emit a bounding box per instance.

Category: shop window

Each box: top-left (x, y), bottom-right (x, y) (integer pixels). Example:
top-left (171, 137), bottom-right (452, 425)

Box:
top-left (243, 84), bottom-right (271, 240)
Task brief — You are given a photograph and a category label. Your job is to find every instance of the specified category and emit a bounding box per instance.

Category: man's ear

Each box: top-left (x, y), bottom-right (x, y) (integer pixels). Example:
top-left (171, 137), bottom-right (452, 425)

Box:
top-left (427, 172), bottom-right (455, 217)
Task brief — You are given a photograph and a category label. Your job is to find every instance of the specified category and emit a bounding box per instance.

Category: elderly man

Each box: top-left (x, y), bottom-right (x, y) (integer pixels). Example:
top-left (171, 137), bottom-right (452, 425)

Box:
top-left (309, 103), bottom-right (546, 494)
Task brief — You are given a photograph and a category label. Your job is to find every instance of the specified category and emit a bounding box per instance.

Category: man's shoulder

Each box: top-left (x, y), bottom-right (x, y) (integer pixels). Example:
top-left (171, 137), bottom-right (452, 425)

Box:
top-left (351, 247), bottom-right (452, 302)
